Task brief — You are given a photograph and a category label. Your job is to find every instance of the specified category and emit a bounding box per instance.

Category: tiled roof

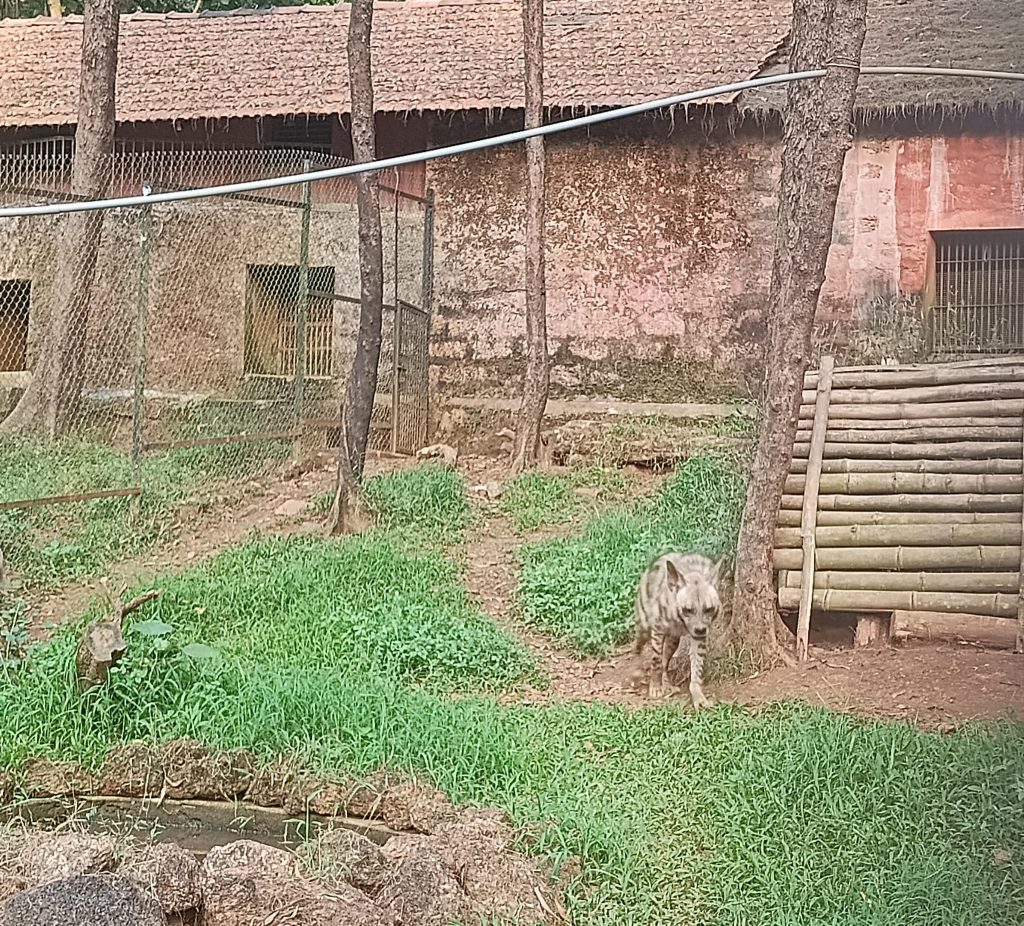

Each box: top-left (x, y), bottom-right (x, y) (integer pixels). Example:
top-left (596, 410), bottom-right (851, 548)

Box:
top-left (0, 1), bottom-right (791, 126)
top-left (743, 0), bottom-right (1024, 117)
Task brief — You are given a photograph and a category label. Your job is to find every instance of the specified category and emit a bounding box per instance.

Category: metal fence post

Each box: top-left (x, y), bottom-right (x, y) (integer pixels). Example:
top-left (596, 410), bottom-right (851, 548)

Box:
top-left (130, 183), bottom-right (153, 497)
top-left (391, 175), bottom-right (402, 453)
top-left (293, 159), bottom-right (312, 455)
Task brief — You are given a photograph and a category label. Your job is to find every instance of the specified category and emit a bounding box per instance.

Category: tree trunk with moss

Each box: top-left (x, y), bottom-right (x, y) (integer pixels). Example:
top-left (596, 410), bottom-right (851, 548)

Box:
top-left (730, 0), bottom-right (868, 665)
top-left (2, 0), bottom-right (118, 438)
top-left (326, 0), bottom-right (382, 535)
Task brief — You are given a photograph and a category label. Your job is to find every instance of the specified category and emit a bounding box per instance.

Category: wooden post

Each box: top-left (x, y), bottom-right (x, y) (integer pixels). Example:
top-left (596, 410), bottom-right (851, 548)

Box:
top-left (1017, 410), bottom-right (1024, 654)
top-left (796, 355), bottom-right (834, 661)
top-left (391, 175), bottom-right (402, 454)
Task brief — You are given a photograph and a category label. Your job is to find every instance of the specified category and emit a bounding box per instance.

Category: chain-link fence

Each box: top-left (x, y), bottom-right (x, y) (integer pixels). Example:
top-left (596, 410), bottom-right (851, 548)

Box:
top-left (0, 143), bottom-right (433, 518)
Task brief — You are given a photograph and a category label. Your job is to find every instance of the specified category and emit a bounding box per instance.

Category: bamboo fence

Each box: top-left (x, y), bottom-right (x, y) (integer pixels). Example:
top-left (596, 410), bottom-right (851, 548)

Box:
top-left (777, 355), bottom-right (1024, 657)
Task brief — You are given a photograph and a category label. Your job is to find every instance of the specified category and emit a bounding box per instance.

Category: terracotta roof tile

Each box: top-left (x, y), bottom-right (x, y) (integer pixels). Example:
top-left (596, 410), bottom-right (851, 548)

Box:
top-left (0, 1), bottom-right (791, 126)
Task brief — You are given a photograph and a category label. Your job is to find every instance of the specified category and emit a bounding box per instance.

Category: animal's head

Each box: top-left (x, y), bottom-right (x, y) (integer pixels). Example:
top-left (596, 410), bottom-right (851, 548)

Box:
top-left (665, 557), bottom-right (723, 640)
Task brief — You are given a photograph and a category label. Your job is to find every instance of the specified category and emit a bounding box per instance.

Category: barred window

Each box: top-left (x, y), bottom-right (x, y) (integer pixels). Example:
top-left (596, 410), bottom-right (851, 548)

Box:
top-left (244, 265), bottom-right (335, 379)
top-left (0, 279), bottom-right (30, 374)
top-left (929, 229), bottom-right (1024, 354)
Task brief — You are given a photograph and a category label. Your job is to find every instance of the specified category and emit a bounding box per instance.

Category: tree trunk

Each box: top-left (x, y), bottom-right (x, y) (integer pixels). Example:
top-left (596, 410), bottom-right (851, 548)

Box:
top-left (326, 0), bottom-right (382, 534)
top-left (730, 0), bottom-right (868, 666)
top-left (509, 0), bottom-right (549, 474)
top-left (1, 0), bottom-right (118, 438)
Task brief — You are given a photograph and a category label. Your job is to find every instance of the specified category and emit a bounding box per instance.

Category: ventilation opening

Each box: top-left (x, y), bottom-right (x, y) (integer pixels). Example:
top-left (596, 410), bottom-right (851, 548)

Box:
top-left (266, 116), bottom-right (334, 155)
top-left (244, 265), bottom-right (336, 379)
top-left (928, 228), bottom-right (1024, 354)
top-left (0, 279), bottom-right (31, 373)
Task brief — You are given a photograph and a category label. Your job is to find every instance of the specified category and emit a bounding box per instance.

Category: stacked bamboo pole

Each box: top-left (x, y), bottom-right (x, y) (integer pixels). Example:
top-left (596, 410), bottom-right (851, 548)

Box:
top-left (776, 356), bottom-right (1024, 653)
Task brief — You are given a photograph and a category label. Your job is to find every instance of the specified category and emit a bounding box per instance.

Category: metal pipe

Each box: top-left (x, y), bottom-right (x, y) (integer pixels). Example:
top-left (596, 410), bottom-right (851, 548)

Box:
top-left (1, 65), bottom-right (1023, 219)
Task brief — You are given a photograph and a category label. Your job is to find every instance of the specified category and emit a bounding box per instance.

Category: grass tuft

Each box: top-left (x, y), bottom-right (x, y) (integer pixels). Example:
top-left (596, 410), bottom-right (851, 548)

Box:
top-left (499, 466), bottom-right (631, 534)
top-left (515, 452), bottom-right (747, 655)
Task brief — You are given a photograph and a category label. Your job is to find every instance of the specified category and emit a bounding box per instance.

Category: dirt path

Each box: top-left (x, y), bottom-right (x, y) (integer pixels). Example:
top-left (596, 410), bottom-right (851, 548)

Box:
top-left (26, 465), bottom-right (337, 636)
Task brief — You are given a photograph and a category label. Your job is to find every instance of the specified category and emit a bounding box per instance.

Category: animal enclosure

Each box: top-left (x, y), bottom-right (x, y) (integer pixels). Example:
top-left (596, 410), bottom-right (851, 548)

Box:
top-left (776, 355), bottom-right (1024, 654)
top-left (0, 146), bottom-right (433, 509)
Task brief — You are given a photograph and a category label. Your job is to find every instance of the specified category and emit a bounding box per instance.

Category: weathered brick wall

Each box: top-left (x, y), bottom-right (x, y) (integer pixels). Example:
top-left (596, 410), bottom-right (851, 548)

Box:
top-left (427, 123), bottom-right (781, 402)
top-left (822, 129), bottom-right (1024, 321)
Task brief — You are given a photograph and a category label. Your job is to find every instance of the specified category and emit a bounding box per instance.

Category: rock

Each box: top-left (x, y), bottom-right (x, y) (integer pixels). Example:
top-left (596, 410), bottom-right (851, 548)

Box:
top-left (20, 759), bottom-right (95, 798)
top-left (99, 739), bottom-right (255, 800)
top-left (0, 873), bottom-right (165, 926)
top-left (0, 875), bottom-right (24, 907)
top-left (375, 850), bottom-right (472, 926)
top-left (433, 814), bottom-right (559, 923)
top-left (15, 833), bottom-right (115, 886)
top-left (301, 828), bottom-right (388, 896)
top-left (381, 780), bottom-right (458, 835)
top-left (199, 840), bottom-right (387, 926)
top-left (274, 498), bottom-right (307, 518)
top-left (380, 814), bottom-right (562, 925)
top-left (415, 444), bottom-right (458, 467)
top-left (120, 843), bottom-right (200, 914)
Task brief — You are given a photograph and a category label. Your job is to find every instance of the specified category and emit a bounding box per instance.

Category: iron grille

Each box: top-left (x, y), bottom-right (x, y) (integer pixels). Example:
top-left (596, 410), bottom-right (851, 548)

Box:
top-left (927, 229), bottom-right (1024, 354)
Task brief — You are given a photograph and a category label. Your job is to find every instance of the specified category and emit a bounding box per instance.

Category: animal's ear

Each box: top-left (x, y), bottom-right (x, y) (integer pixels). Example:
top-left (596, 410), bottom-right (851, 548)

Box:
top-left (710, 557), bottom-right (725, 585)
top-left (664, 558), bottom-right (685, 591)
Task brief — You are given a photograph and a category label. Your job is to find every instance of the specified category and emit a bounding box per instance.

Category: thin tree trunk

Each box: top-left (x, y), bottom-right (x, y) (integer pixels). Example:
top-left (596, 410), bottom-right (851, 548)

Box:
top-left (326, 0), bottom-right (382, 535)
top-left (1, 0), bottom-right (117, 438)
top-left (509, 0), bottom-right (549, 474)
top-left (48, 0), bottom-right (62, 17)
top-left (730, 0), bottom-right (868, 666)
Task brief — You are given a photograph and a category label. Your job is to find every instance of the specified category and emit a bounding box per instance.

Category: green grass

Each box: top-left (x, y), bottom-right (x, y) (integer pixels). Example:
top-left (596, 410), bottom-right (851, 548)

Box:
top-left (0, 460), bottom-right (1020, 925)
top-left (499, 466), bottom-right (631, 534)
top-left (363, 463), bottom-right (471, 543)
top-left (515, 452), bottom-right (747, 655)
top-left (310, 462), bottom-right (472, 544)
top-left (0, 436), bottom-right (286, 586)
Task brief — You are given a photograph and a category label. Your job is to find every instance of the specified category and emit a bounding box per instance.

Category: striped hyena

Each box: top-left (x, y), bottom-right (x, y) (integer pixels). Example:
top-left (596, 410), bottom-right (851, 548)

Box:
top-left (632, 552), bottom-right (723, 707)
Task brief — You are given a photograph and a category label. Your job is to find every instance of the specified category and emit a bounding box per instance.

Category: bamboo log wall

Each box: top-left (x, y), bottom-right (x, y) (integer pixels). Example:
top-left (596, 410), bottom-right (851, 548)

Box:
top-left (776, 356), bottom-right (1024, 655)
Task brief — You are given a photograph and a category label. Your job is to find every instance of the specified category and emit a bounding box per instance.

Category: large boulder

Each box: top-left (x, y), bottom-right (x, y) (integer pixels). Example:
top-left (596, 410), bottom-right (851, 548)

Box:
top-left (119, 842), bottom-right (201, 915)
top-left (0, 873), bottom-right (165, 926)
top-left (199, 839), bottom-right (389, 926)
top-left (379, 813), bottom-right (563, 925)
top-left (13, 833), bottom-right (115, 886)
top-left (300, 828), bottom-right (389, 896)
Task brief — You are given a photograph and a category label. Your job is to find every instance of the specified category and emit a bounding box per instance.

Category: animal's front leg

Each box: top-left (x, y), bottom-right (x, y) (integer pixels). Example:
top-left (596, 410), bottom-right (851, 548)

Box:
top-left (688, 636), bottom-right (714, 709)
top-left (661, 634), bottom-right (681, 694)
top-left (647, 633), bottom-right (666, 699)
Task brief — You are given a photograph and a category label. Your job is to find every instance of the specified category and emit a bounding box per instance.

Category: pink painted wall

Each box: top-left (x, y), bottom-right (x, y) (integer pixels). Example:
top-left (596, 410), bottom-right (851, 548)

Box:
top-left (428, 123), bottom-right (1024, 403)
top-left (821, 131), bottom-right (1024, 319)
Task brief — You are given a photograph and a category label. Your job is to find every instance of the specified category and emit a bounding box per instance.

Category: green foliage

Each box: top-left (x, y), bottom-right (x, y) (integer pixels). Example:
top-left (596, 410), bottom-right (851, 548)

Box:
top-left (499, 466), bottom-right (631, 534)
top-left (0, 451), bottom-right (1019, 925)
top-left (516, 452), bottom-right (747, 655)
top-left (0, 436), bottom-right (282, 587)
top-left (500, 471), bottom-right (576, 533)
top-left (363, 463), bottom-right (471, 542)
top-left (0, 633), bottom-right (1020, 926)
